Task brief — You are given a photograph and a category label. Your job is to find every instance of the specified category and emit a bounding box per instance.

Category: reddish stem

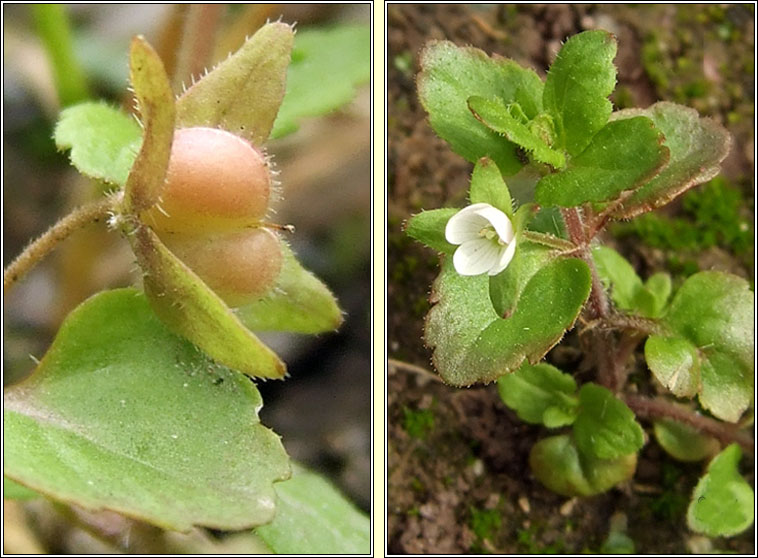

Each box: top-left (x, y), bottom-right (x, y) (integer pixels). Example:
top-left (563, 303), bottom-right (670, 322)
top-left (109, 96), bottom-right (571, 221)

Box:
top-left (624, 394), bottom-right (754, 453)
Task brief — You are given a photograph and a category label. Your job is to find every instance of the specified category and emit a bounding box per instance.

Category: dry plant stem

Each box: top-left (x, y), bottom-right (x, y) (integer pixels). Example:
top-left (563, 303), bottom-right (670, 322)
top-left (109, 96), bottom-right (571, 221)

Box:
top-left (624, 394), bottom-right (754, 453)
top-left (173, 3), bottom-right (223, 92)
top-left (388, 357), bottom-right (444, 383)
top-left (3, 196), bottom-right (114, 293)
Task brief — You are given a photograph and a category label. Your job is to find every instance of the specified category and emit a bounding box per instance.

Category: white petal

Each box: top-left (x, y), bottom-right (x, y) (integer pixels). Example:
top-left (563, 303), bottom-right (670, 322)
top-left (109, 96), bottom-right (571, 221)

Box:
top-left (488, 238), bottom-right (517, 276)
top-left (445, 203), bottom-right (493, 244)
top-left (471, 204), bottom-right (514, 243)
top-left (453, 238), bottom-right (500, 276)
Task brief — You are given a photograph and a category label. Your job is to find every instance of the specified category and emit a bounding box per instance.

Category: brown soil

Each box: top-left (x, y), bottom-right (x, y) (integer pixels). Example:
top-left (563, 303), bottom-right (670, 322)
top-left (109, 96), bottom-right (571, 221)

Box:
top-left (387, 4), bottom-right (754, 554)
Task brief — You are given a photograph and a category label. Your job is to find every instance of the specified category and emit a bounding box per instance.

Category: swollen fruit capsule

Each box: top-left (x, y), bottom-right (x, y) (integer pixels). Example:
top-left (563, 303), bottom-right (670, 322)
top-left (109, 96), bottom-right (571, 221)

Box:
top-left (144, 127), bottom-right (272, 233)
top-left (161, 228), bottom-right (283, 307)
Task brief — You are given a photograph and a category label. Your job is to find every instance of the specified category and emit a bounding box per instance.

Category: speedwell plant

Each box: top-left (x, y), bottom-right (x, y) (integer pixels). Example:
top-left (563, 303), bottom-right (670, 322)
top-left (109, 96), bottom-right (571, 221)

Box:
top-left (407, 30), bottom-right (753, 538)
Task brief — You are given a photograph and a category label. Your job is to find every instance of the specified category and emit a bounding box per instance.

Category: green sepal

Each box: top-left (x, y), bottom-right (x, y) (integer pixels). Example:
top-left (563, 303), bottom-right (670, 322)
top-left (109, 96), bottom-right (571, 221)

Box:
top-left (405, 208), bottom-right (459, 254)
top-left (176, 22), bottom-right (294, 146)
top-left (469, 157), bottom-right (513, 217)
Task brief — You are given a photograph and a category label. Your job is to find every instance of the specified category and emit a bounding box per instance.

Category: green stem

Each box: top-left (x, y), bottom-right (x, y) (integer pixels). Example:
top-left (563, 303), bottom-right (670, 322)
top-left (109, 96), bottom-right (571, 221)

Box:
top-left (4, 196), bottom-right (114, 293)
top-left (32, 4), bottom-right (89, 106)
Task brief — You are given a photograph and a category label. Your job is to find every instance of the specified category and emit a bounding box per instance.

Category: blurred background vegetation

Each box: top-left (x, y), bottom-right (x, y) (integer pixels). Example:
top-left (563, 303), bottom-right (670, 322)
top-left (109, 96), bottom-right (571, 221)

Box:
top-left (3, 4), bottom-right (370, 553)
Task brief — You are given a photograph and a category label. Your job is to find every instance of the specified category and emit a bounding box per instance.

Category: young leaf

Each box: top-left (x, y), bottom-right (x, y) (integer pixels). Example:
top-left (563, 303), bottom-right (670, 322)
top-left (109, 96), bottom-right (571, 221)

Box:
top-left (236, 242), bottom-right (343, 334)
top-left (467, 97), bottom-right (565, 169)
top-left (418, 41), bottom-right (543, 177)
top-left (645, 335), bottom-right (700, 397)
top-left (54, 102), bottom-right (142, 187)
top-left (529, 434), bottom-right (637, 497)
top-left (255, 463), bottom-right (370, 554)
top-left (687, 444), bottom-right (754, 537)
top-left (488, 240), bottom-right (556, 318)
top-left (131, 226), bottom-right (286, 379)
top-left (469, 157), bottom-right (514, 217)
top-left (535, 117), bottom-right (669, 207)
top-left (647, 271), bottom-right (754, 422)
top-left (609, 102), bottom-right (732, 219)
top-left (653, 419), bottom-right (719, 462)
top-left (573, 383), bottom-right (645, 460)
top-left (592, 245), bottom-right (669, 318)
top-left (542, 30), bottom-right (617, 156)
top-left (426, 257), bottom-right (591, 386)
top-left (123, 36), bottom-right (175, 215)
top-left (497, 362), bottom-right (578, 427)
top-left (405, 208), bottom-right (459, 254)
top-left (271, 24), bottom-right (370, 139)
top-left (3, 289), bottom-right (290, 531)
top-left (176, 22), bottom-right (294, 146)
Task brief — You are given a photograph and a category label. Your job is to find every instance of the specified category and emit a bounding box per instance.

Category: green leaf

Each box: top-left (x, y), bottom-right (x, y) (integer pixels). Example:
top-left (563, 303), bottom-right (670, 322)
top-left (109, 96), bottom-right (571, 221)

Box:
top-left (543, 30), bottom-right (617, 156)
top-left (649, 271), bottom-right (754, 422)
top-left (687, 444), bottom-right (754, 537)
top-left (271, 24), bottom-right (370, 139)
top-left (131, 226), bottom-right (286, 379)
top-left (54, 102), bottom-right (142, 187)
top-left (468, 97), bottom-right (565, 169)
top-left (469, 157), bottom-right (514, 216)
top-left (236, 242), bottom-right (343, 334)
top-left (529, 434), bottom-right (637, 497)
top-left (645, 335), bottom-right (700, 397)
top-left (488, 240), bottom-right (557, 318)
top-left (573, 383), bottom-right (645, 460)
top-left (592, 245), bottom-right (669, 318)
top-left (4, 478), bottom-right (40, 500)
top-left (418, 41), bottom-right (543, 177)
top-left (609, 102), bottom-right (732, 219)
top-left (176, 22), bottom-right (294, 146)
top-left (255, 463), bottom-right (370, 554)
top-left (123, 36), bottom-right (175, 215)
top-left (426, 257), bottom-right (591, 386)
top-left (497, 362), bottom-right (578, 427)
top-left (535, 117), bottom-right (669, 207)
top-left (653, 419), bottom-right (719, 462)
top-left (3, 289), bottom-right (290, 531)
top-left (405, 208), bottom-right (459, 254)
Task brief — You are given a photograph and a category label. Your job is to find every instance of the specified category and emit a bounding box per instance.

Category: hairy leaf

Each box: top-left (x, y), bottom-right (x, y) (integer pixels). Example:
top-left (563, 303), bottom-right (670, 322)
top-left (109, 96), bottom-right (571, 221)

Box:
top-left (535, 117), bottom-right (669, 207)
top-left (609, 102), bottom-right (732, 219)
top-left (426, 257), bottom-right (591, 386)
top-left (256, 463), bottom-right (370, 554)
top-left (418, 41), bottom-right (543, 177)
top-left (54, 102), bottom-right (142, 187)
top-left (543, 30), bottom-right (617, 156)
top-left (468, 97), bottom-right (565, 169)
top-left (497, 362), bottom-right (578, 427)
top-left (687, 444), bottom-right (754, 536)
top-left (4, 289), bottom-right (289, 531)
top-left (530, 434), bottom-right (637, 497)
top-left (573, 384), bottom-right (645, 460)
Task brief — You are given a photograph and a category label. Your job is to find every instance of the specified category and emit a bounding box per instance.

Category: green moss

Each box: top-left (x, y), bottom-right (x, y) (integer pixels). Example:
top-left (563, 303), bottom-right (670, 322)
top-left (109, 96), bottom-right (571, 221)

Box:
top-left (613, 177), bottom-right (754, 276)
top-left (470, 505), bottom-right (502, 552)
top-left (402, 405), bottom-right (435, 439)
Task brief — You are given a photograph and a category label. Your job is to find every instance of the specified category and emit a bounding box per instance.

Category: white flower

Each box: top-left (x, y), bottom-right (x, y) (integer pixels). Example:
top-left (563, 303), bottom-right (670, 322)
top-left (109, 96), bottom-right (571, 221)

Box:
top-left (445, 202), bottom-right (517, 276)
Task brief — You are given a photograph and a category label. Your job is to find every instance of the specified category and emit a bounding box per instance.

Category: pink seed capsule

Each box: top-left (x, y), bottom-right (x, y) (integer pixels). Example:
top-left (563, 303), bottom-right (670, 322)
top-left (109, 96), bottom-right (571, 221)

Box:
top-left (161, 228), bottom-right (283, 307)
top-left (145, 127), bottom-right (272, 233)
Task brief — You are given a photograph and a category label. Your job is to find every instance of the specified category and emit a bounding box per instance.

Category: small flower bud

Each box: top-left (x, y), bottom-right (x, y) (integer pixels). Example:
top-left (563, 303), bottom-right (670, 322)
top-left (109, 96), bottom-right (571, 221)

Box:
top-left (144, 127), bottom-right (272, 233)
top-left (161, 228), bottom-right (282, 307)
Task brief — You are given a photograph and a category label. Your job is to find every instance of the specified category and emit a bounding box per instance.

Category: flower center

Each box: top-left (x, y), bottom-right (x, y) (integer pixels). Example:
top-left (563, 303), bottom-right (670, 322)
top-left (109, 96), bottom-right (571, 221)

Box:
top-left (479, 225), bottom-right (506, 245)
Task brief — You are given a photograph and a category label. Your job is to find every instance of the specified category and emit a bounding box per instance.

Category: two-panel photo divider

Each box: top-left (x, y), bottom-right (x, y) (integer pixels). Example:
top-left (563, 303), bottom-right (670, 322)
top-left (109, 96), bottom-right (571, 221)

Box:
top-left (386, 3), bottom-right (755, 556)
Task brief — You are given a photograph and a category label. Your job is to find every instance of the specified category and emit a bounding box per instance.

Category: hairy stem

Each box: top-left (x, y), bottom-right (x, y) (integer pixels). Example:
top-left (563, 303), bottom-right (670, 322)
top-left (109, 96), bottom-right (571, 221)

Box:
top-left (624, 394), bottom-right (754, 453)
top-left (4, 196), bottom-right (114, 293)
